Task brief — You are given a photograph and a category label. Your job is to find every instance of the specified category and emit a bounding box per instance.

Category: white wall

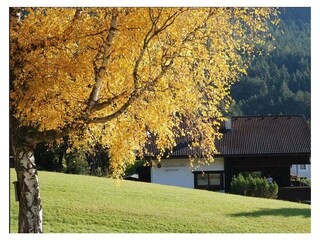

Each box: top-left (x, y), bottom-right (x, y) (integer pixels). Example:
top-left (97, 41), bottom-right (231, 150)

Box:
top-left (291, 164), bottom-right (311, 179)
top-left (151, 158), bottom-right (224, 188)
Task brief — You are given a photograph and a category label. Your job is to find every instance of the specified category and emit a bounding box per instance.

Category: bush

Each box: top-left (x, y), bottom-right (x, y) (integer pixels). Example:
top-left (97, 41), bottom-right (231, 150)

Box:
top-left (300, 178), bottom-right (311, 186)
top-left (65, 150), bottom-right (89, 175)
top-left (124, 160), bottom-right (145, 176)
top-left (230, 174), bottom-right (278, 199)
top-left (230, 174), bottom-right (248, 195)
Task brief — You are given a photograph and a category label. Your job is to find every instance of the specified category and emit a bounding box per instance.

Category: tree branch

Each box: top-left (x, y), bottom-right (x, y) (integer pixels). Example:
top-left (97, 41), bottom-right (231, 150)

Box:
top-left (133, 8), bottom-right (182, 90)
top-left (87, 10), bottom-right (214, 125)
top-left (87, 91), bottom-right (137, 124)
top-left (87, 9), bottom-right (184, 124)
top-left (87, 58), bottom-right (174, 124)
top-left (10, 115), bottom-right (70, 146)
top-left (91, 91), bottom-right (128, 111)
top-left (25, 8), bottom-right (82, 53)
top-left (86, 13), bottom-right (118, 113)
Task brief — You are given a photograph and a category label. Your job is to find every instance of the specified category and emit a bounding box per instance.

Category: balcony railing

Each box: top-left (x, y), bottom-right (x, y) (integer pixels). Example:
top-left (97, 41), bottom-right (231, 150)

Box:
top-left (278, 186), bottom-right (311, 203)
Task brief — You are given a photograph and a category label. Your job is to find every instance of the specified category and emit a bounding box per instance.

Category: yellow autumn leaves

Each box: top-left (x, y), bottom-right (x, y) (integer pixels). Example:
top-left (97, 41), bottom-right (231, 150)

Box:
top-left (10, 7), bottom-right (278, 177)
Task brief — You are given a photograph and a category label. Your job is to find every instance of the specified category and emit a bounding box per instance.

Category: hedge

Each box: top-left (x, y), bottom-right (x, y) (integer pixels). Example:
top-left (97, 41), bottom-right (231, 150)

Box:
top-left (230, 174), bottom-right (278, 199)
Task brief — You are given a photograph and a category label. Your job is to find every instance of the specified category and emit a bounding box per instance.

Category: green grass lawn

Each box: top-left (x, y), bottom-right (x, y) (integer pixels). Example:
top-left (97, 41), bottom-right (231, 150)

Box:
top-left (10, 169), bottom-right (310, 233)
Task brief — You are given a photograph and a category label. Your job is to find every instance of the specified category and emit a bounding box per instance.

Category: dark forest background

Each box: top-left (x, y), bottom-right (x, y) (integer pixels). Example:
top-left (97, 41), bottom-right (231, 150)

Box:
top-left (229, 7), bottom-right (310, 120)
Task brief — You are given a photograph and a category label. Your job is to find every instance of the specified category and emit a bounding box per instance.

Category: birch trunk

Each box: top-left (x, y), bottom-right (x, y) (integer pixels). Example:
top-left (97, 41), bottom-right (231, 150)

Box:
top-left (13, 144), bottom-right (43, 233)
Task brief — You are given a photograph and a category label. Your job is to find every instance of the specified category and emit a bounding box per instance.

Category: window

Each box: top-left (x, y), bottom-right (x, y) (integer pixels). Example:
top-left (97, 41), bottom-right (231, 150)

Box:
top-left (300, 164), bottom-right (307, 171)
top-left (209, 173), bottom-right (221, 185)
top-left (197, 174), bottom-right (209, 186)
top-left (193, 171), bottom-right (224, 191)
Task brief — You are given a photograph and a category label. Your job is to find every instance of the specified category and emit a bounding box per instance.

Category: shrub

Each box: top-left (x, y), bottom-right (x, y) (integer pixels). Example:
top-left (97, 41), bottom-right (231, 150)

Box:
top-left (124, 159), bottom-right (145, 176)
top-left (230, 174), bottom-right (248, 195)
top-left (230, 174), bottom-right (278, 199)
top-left (300, 178), bottom-right (311, 186)
top-left (65, 150), bottom-right (89, 175)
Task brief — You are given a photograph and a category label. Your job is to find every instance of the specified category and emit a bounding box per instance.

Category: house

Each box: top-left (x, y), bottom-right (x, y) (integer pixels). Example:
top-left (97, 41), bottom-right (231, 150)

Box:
top-left (290, 164), bottom-right (311, 180)
top-left (143, 115), bottom-right (310, 198)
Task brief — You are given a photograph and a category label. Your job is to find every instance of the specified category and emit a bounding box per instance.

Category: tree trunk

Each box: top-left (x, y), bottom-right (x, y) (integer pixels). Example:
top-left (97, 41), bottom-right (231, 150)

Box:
top-left (12, 144), bottom-right (43, 233)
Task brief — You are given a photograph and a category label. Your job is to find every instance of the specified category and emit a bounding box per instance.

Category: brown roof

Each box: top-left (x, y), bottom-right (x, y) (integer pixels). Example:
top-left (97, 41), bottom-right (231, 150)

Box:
top-left (217, 115), bottom-right (310, 156)
top-left (145, 115), bottom-right (310, 157)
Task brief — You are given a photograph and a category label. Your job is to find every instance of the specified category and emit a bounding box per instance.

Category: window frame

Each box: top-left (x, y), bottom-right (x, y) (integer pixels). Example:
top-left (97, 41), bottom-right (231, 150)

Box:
top-left (193, 171), bottom-right (224, 191)
top-left (299, 164), bottom-right (307, 171)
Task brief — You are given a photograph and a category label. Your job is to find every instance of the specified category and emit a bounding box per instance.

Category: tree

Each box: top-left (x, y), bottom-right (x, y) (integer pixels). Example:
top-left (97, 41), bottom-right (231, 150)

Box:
top-left (230, 8), bottom-right (310, 119)
top-left (10, 7), bottom-right (278, 232)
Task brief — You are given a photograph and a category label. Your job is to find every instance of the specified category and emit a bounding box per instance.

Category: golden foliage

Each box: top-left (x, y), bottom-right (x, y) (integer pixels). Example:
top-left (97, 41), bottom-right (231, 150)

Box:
top-left (10, 7), bottom-right (278, 177)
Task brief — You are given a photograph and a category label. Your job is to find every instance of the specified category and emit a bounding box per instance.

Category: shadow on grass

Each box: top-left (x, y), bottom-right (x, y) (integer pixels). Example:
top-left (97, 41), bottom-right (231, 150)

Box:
top-left (230, 208), bottom-right (310, 218)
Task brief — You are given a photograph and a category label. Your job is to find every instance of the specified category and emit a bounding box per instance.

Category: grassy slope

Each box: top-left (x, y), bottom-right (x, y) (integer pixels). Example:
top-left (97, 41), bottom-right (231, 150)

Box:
top-left (10, 169), bottom-right (310, 233)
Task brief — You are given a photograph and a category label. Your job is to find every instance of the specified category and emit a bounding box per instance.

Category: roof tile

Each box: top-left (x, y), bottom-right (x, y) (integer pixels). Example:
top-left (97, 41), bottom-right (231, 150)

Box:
top-left (145, 115), bottom-right (311, 157)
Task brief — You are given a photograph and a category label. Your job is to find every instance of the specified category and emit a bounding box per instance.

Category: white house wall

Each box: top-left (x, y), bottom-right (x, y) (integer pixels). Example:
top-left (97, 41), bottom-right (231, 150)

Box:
top-left (291, 164), bottom-right (311, 179)
top-left (151, 158), bottom-right (224, 188)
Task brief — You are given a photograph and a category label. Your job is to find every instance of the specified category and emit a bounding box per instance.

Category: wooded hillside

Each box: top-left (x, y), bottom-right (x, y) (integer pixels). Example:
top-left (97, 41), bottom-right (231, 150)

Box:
top-left (229, 8), bottom-right (310, 120)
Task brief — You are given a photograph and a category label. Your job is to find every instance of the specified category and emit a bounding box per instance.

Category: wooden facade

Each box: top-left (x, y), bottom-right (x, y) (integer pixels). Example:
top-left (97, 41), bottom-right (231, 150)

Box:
top-left (224, 154), bottom-right (310, 191)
